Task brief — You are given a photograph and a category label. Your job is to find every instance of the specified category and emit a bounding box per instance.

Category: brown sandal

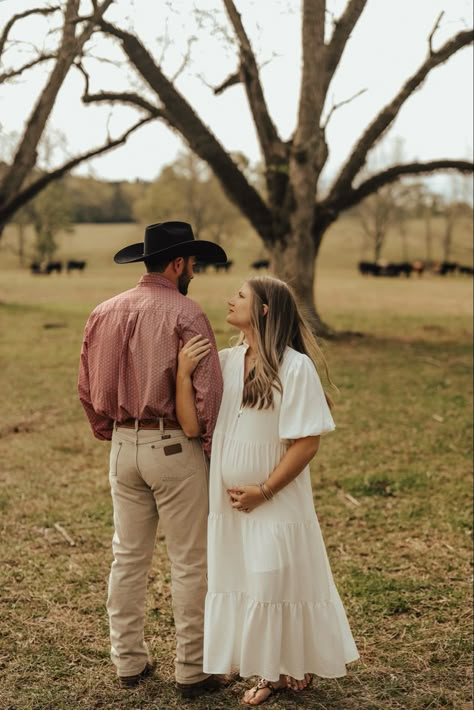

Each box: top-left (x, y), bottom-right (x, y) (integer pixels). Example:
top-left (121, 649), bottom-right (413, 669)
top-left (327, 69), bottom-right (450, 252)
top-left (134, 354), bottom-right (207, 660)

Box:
top-left (241, 677), bottom-right (284, 706)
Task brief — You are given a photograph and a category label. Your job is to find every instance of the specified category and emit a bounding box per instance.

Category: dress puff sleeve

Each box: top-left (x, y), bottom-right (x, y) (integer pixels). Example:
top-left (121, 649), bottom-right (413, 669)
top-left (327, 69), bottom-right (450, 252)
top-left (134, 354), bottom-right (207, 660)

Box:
top-left (279, 352), bottom-right (335, 440)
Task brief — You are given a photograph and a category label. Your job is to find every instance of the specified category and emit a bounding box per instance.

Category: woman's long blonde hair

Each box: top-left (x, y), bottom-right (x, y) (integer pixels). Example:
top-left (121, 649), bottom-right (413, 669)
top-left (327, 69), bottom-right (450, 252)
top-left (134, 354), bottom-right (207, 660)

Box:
top-left (238, 276), bottom-right (335, 410)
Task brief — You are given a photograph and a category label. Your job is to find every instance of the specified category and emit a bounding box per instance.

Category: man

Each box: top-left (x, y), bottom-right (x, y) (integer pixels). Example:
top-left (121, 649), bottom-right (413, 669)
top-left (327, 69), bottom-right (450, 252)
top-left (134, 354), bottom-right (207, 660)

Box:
top-left (78, 222), bottom-right (228, 699)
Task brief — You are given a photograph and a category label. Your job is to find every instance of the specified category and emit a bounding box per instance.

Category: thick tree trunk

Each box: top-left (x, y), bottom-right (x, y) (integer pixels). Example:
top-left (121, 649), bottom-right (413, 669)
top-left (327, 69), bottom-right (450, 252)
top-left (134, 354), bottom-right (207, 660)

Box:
top-left (268, 227), bottom-right (333, 338)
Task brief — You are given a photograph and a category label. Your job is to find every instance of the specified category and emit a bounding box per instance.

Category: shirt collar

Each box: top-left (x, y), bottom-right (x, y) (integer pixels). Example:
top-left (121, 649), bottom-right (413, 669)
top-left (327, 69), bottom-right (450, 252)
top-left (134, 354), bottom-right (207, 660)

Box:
top-left (138, 273), bottom-right (178, 291)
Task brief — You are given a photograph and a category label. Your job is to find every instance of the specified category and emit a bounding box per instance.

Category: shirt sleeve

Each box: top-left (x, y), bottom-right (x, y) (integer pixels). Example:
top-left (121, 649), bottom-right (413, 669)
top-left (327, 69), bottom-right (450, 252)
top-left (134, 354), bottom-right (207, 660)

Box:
top-left (182, 312), bottom-right (223, 456)
top-left (279, 353), bottom-right (335, 440)
top-left (78, 322), bottom-right (114, 441)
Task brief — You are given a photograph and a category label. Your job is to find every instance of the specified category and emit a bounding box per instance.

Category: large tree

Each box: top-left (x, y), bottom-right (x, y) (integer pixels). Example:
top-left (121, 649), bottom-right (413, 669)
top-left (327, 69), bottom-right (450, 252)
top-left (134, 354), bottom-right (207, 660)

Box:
top-left (0, 0), bottom-right (155, 232)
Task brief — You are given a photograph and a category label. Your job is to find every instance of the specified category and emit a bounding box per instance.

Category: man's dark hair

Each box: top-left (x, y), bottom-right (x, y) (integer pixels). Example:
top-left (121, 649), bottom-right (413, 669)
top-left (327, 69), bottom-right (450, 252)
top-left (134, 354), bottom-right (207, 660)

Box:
top-left (145, 255), bottom-right (189, 273)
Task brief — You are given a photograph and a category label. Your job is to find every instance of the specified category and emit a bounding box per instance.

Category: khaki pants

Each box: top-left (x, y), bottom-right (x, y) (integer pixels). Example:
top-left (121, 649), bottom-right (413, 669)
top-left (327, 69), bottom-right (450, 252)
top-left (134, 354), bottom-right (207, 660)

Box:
top-left (107, 423), bottom-right (209, 684)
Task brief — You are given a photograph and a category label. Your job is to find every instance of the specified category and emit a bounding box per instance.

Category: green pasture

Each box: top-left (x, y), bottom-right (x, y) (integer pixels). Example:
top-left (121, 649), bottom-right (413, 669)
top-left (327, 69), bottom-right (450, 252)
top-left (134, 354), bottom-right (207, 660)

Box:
top-left (0, 219), bottom-right (472, 709)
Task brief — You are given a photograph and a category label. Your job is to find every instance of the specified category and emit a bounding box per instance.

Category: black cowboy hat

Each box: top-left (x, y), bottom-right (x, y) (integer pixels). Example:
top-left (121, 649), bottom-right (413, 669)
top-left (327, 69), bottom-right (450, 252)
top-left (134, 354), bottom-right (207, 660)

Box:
top-left (113, 221), bottom-right (227, 264)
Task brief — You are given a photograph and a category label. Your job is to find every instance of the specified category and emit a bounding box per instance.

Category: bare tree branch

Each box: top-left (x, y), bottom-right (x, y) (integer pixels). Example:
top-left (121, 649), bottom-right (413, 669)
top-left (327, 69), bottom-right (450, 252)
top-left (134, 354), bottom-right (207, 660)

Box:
top-left (429, 11), bottom-right (444, 55)
top-left (221, 0), bottom-right (283, 163)
top-left (322, 87), bottom-right (367, 129)
top-left (0, 53), bottom-right (56, 83)
top-left (212, 55), bottom-right (274, 96)
top-left (170, 35), bottom-right (198, 83)
top-left (98, 18), bottom-right (274, 243)
top-left (73, 58), bottom-right (90, 93)
top-left (327, 28), bottom-right (474, 204)
top-left (213, 68), bottom-right (241, 95)
top-left (323, 159), bottom-right (474, 214)
top-left (0, 0), bottom-right (114, 211)
top-left (295, 0), bottom-right (326, 150)
top-left (83, 89), bottom-right (168, 119)
top-left (193, 7), bottom-right (235, 50)
top-left (324, 0), bottom-right (367, 91)
top-left (0, 116), bottom-right (155, 225)
top-left (0, 6), bottom-right (61, 58)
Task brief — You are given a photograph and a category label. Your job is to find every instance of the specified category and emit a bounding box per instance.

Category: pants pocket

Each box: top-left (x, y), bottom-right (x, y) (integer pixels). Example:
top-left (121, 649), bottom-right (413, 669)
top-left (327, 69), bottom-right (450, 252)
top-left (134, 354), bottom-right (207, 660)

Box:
top-left (149, 435), bottom-right (200, 481)
top-left (109, 440), bottom-right (123, 477)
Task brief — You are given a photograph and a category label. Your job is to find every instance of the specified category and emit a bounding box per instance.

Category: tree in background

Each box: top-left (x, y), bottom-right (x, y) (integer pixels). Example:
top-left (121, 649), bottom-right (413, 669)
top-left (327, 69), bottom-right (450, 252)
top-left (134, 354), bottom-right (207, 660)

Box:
top-left (440, 176), bottom-right (474, 263)
top-left (356, 184), bottom-right (401, 262)
top-left (82, 1), bottom-right (473, 333)
top-left (0, 0), bottom-right (156, 232)
top-left (65, 176), bottom-right (140, 223)
top-left (31, 181), bottom-right (73, 263)
top-left (355, 138), bottom-right (411, 262)
top-left (134, 150), bottom-right (241, 245)
top-left (8, 204), bottom-right (34, 266)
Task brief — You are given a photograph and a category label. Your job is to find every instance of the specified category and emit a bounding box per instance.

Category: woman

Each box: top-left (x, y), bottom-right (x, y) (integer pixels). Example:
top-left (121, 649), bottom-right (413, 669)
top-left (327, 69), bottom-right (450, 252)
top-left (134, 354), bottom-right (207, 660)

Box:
top-left (176, 276), bottom-right (358, 706)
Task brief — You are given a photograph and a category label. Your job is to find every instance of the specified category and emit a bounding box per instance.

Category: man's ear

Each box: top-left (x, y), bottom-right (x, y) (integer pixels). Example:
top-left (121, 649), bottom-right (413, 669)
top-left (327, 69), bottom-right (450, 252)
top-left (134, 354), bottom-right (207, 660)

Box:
top-left (172, 257), bottom-right (185, 273)
top-left (262, 304), bottom-right (269, 317)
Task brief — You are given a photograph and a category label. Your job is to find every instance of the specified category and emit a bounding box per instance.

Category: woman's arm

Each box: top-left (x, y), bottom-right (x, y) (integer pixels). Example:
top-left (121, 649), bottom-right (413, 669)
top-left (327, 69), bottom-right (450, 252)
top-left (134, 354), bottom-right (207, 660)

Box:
top-left (227, 435), bottom-right (320, 512)
top-left (176, 335), bottom-right (211, 438)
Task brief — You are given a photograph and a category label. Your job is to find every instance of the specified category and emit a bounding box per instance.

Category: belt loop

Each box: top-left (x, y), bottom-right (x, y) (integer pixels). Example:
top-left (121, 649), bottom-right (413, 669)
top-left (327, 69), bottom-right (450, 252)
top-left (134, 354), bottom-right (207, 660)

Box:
top-left (159, 417), bottom-right (164, 433)
top-left (134, 418), bottom-right (139, 432)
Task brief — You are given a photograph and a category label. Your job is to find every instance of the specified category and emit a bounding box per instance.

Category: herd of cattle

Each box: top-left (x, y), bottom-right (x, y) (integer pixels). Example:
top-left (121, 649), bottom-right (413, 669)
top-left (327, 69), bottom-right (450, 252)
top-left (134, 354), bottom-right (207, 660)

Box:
top-left (30, 257), bottom-right (472, 278)
top-left (30, 259), bottom-right (270, 274)
top-left (30, 260), bottom-right (87, 274)
top-left (358, 260), bottom-right (474, 277)
top-left (30, 258), bottom-right (269, 275)
top-left (195, 257), bottom-right (474, 277)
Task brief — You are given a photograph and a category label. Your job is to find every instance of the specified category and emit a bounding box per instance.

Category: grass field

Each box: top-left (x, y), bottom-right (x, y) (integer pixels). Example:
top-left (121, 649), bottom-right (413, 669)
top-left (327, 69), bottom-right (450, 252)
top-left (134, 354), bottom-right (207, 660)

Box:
top-left (0, 218), bottom-right (472, 709)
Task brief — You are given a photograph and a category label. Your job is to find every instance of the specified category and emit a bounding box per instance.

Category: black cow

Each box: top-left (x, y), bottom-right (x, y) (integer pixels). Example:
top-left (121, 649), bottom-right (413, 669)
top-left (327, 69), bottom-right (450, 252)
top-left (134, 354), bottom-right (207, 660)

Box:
top-left (214, 260), bottom-right (233, 273)
top-left (382, 262), bottom-right (402, 277)
top-left (458, 264), bottom-right (474, 275)
top-left (432, 261), bottom-right (458, 276)
top-left (397, 262), bottom-right (413, 278)
top-left (67, 259), bottom-right (87, 273)
top-left (358, 261), bottom-right (414, 277)
top-left (358, 261), bottom-right (380, 276)
top-left (30, 261), bottom-right (43, 275)
top-left (45, 261), bottom-right (63, 274)
top-left (194, 260), bottom-right (211, 273)
top-left (250, 259), bottom-right (270, 270)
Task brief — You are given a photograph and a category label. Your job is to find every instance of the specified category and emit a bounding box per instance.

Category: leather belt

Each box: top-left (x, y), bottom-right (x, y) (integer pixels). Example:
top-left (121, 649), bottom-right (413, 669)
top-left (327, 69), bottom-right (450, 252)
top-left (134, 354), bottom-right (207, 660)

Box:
top-left (117, 418), bottom-right (181, 430)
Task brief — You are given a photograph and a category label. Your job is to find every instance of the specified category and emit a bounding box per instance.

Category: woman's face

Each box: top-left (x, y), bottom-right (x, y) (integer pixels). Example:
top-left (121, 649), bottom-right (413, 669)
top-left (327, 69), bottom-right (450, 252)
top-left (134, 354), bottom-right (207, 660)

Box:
top-left (227, 281), bottom-right (253, 330)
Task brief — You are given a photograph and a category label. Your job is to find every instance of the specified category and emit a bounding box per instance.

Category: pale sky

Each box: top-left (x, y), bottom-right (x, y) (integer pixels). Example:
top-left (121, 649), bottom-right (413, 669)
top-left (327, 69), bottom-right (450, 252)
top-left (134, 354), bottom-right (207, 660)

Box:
top-left (0, 0), bottom-right (472, 191)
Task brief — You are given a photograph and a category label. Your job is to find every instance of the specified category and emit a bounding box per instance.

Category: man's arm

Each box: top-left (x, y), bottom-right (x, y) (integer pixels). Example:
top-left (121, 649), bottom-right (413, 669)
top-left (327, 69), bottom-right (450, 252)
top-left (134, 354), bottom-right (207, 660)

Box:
top-left (78, 328), bottom-right (113, 441)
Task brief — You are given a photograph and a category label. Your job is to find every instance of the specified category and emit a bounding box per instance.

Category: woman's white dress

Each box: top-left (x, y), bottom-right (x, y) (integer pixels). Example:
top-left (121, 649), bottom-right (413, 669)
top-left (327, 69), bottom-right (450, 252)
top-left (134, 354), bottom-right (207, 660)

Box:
top-left (203, 344), bottom-right (359, 681)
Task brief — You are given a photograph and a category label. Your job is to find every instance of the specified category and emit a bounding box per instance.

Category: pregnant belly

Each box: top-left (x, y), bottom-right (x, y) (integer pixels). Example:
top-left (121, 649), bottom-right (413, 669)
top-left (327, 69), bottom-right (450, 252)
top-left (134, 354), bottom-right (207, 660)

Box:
top-left (219, 439), bottom-right (286, 488)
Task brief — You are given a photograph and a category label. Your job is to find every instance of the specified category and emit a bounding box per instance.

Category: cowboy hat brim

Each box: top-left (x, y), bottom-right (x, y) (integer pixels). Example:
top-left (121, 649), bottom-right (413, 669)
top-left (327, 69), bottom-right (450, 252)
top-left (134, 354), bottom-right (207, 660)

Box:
top-left (114, 239), bottom-right (227, 265)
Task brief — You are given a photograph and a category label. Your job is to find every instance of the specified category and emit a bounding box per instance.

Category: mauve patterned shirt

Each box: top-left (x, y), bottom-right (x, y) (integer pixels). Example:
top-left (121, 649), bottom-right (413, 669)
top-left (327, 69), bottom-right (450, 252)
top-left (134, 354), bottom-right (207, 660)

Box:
top-left (78, 273), bottom-right (223, 455)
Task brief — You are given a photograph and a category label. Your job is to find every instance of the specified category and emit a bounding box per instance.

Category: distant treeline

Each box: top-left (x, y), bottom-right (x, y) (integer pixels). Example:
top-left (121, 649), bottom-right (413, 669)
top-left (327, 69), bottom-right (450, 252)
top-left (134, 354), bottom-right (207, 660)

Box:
top-left (64, 175), bottom-right (148, 223)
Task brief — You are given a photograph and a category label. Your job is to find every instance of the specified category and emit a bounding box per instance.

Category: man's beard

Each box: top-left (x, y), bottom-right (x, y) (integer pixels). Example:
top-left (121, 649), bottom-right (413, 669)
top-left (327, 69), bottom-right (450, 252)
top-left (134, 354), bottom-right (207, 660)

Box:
top-left (178, 272), bottom-right (191, 295)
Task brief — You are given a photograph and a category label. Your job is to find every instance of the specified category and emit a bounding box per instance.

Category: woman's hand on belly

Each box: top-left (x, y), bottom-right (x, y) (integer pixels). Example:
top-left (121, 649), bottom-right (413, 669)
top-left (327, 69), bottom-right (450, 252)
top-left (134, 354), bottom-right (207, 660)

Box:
top-left (227, 485), bottom-right (266, 514)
